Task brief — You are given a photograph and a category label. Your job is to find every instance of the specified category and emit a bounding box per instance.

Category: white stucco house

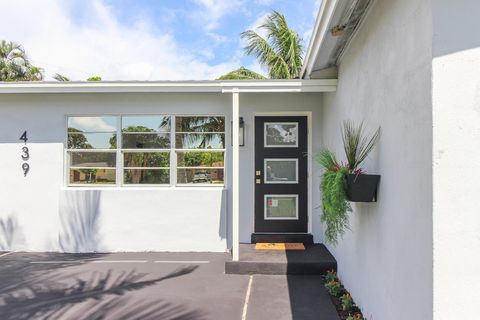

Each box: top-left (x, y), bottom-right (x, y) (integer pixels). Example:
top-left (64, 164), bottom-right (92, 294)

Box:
top-left (0, 0), bottom-right (479, 319)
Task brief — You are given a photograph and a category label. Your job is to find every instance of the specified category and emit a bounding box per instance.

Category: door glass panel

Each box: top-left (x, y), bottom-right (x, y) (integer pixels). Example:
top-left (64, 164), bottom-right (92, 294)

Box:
top-left (264, 122), bottom-right (298, 147)
top-left (264, 195), bottom-right (298, 220)
top-left (264, 159), bottom-right (298, 183)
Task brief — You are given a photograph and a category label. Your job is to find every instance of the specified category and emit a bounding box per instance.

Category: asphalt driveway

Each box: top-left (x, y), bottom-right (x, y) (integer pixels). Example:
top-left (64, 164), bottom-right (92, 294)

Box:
top-left (0, 252), bottom-right (338, 320)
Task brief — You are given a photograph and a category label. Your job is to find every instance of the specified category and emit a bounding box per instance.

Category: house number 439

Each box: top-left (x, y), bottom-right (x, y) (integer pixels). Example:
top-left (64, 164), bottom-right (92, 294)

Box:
top-left (20, 130), bottom-right (30, 176)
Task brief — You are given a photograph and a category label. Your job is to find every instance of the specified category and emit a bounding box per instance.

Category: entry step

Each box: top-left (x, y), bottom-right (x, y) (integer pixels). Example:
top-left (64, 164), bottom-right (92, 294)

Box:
top-left (225, 244), bottom-right (336, 275)
top-left (251, 233), bottom-right (314, 244)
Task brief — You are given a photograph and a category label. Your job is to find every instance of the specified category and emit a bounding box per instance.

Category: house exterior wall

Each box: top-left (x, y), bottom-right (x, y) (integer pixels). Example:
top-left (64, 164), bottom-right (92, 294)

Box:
top-left (432, 0), bottom-right (480, 318)
top-left (0, 92), bottom-right (323, 252)
top-left (319, 0), bottom-right (433, 319)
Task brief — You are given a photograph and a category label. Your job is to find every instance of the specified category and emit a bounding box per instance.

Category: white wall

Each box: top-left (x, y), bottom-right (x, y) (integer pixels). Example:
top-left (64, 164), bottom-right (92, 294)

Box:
top-left (432, 0), bottom-right (480, 318)
top-left (318, 0), bottom-right (433, 319)
top-left (0, 92), bottom-right (323, 252)
top-left (0, 93), bottom-right (231, 252)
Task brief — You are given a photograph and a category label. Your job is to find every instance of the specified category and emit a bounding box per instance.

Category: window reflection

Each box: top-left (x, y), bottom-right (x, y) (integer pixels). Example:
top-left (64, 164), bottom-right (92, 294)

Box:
top-left (70, 169), bottom-right (116, 184)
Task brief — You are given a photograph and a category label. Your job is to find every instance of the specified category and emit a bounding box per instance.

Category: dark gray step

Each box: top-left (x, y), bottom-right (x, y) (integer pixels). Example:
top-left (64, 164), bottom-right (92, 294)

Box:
top-left (251, 233), bottom-right (314, 244)
top-left (225, 261), bottom-right (336, 275)
top-left (225, 244), bottom-right (337, 275)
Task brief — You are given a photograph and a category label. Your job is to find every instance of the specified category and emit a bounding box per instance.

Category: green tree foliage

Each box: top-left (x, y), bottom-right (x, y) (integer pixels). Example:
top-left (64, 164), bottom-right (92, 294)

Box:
top-left (0, 40), bottom-right (43, 81)
top-left (67, 128), bottom-right (93, 149)
top-left (216, 67), bottom-right (266, 80)
top-left (111, 125), bottom-right (170, 184)
top-left (241, 11), bottom-right (303, 79)
top-left (87, 76), bottom-right (102, 81)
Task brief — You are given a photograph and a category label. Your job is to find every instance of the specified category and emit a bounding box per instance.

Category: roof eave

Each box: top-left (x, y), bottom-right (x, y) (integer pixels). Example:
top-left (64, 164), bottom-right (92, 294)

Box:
top-left (0, 80), bottom-right (337, 94)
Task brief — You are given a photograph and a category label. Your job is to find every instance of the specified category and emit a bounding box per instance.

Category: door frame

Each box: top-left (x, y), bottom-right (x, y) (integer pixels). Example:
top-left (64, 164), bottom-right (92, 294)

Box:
top-left (252, 111), bottom-right (313, 234)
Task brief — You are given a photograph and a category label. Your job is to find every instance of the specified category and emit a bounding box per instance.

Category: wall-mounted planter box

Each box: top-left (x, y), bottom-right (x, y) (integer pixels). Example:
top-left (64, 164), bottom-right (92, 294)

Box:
top-left (346, 174), bottom-right (381, 202)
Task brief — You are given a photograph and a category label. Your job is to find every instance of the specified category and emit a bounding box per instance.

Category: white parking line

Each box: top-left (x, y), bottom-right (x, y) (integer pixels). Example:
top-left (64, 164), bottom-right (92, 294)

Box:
top-left (0, 251), bottom-right (16, 258)
top-left (30, 261), bottom-right (85, 264)
top-left (153, 260), bottom-right (210, 264)
top-left (242, 275), bottom-right (253, 320)
top-left (91, 260), bottom-right (148, 263)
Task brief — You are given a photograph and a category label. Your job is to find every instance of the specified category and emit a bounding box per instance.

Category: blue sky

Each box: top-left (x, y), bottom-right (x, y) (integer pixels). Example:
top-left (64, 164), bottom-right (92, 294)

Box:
top-left (0, 0), bottom-right (320, 80)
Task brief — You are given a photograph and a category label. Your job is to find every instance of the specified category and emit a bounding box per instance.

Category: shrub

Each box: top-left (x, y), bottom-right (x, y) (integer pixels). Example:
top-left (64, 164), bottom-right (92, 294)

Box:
top-left (346, 313), bottom-right (365, 320)
top-left (324, 279), bottom-right (341, 297)
top-left (325, 269), bottom-right (337, 283)
top-left (340, 293), bottom-right (354, 311)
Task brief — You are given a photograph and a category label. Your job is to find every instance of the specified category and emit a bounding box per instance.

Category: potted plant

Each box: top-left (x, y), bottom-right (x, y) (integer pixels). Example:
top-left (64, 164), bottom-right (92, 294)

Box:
top-left (315, 121), bottom-right (380, 245)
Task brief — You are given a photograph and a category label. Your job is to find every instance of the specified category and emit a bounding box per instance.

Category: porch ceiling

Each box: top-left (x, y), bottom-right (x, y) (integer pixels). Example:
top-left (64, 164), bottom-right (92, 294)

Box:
top-left (0, 79), bottom-right (337, 94)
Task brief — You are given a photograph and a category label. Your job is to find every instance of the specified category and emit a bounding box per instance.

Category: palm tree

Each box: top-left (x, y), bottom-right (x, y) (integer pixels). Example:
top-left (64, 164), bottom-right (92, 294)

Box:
top-left (217, 67), bottom-right (266, 80)
top-left (241, 11), bottom-right (303, 79)
top-left (0, 40), bottom-right (43, 81)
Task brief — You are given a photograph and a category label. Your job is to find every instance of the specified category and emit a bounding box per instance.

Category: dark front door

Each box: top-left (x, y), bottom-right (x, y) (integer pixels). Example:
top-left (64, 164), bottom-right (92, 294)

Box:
top-left (254, 116), bottom-right (308, 233)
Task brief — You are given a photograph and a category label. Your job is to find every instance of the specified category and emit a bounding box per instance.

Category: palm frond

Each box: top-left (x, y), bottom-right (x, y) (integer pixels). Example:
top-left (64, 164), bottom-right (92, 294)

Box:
top-left (54, 73), bottom-right (70, 81)
top-left (314, 149), bottom-right (338, 170)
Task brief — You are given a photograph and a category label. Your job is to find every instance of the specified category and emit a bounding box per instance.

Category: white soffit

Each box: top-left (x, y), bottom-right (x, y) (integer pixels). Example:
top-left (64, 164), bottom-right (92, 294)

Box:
top-left (0, 80), bottom-right (337, 94)
top-left (301, 0), bottom-right (372, 79)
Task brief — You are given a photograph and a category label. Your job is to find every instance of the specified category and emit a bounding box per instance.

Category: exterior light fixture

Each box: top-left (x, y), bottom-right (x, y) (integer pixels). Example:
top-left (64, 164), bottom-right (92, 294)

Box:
top-left (231, 117), bottom-right (245, 147)
top-left (239, 117), bottom-right (245, 147)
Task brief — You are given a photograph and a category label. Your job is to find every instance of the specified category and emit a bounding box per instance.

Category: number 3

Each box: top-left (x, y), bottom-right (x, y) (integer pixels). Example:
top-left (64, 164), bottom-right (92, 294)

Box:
top-left (21, 146), bottom-right (29, 160)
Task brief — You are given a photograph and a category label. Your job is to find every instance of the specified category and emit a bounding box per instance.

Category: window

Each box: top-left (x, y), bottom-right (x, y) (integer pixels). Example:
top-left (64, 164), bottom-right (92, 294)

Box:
top-left (66, 115), bottom-right (225, 186)
top-left (175, 116), bottom-right (225, 185)
top-left (67, 116), bottom-right (117, 184)
top-left (122, 116), bottom-right (171, 185)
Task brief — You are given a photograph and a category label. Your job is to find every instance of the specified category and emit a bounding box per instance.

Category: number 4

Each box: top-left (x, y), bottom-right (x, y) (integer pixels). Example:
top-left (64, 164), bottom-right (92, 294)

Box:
top-left (20, 131), bottom-right (28, 143)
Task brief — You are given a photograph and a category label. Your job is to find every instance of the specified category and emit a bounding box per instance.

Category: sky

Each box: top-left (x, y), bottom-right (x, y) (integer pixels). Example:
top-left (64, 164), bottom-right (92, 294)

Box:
top-left (0, 0), bottom-right (320, 81)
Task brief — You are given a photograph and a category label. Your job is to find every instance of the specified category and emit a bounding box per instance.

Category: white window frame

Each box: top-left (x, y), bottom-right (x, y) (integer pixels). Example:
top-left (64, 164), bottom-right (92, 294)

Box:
top-left (65, 114), bottom-right (226, 188)
top-left (264, 158), bottom-right (298, 184)
top-left (264, 194), bottom-right (299, 220)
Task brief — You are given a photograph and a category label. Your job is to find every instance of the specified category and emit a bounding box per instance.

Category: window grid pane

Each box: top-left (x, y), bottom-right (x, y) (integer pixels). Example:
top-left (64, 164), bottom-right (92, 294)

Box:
top-left (67, 115), bottom-right (225, 187)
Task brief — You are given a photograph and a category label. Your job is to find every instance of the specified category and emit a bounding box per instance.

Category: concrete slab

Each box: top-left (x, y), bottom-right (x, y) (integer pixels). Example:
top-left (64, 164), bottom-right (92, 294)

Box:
top-left (246, 275), bottom-right (340, 320)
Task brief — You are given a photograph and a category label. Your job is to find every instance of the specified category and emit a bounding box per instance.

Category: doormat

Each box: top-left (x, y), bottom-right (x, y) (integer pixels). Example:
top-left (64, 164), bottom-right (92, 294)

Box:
top-left (255, 243), bottom-right (305, 250)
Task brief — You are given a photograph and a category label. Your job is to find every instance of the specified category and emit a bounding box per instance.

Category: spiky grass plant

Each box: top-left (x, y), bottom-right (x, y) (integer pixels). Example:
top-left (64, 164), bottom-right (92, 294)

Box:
top-left (342, 120), bottom-right (380, 171)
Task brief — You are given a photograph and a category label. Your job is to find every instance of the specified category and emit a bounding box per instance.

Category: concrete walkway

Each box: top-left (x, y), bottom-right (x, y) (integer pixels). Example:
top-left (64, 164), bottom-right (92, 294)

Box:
top-left (0, 252), bottom-right (339, 320)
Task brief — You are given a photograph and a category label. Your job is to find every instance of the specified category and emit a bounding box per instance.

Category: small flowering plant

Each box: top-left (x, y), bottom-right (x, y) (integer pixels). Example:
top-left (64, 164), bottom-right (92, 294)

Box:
top-left (340, 293), bottom-right (354, 311)
top-left (324, 279), bottom-right (342, 297)
top-left (346, 313), bottom-right (365, 320)
top-left (325, 269), bottom-right (337, 283)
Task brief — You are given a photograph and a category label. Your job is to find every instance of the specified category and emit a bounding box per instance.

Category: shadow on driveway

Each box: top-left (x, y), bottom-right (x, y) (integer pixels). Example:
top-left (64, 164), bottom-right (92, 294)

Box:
top-left (0, 253), bottom-right (206, 320)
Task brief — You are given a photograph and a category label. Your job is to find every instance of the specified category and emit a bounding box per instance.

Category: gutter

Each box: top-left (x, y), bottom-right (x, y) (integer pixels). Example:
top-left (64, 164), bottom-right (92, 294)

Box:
top-left (0, 80), bottom-right (337, 94)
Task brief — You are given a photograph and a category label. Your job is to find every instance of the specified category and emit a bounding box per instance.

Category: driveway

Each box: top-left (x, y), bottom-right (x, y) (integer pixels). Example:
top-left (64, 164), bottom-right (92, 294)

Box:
top-left (0, 252), bottom-right (339, 320)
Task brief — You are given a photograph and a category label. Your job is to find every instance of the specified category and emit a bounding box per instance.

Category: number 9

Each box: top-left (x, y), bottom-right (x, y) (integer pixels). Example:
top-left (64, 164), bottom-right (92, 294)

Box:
top-left (22, 163), bottom-right (30, 176)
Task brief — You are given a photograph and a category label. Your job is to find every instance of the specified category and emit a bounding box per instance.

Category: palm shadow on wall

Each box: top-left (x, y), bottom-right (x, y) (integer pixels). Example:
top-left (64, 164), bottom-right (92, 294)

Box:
top-left (0, 262), bottom-right (204, 320)
top-left (0, 214), bottom-right (25, 251)
top-left (59, 190), bottom-right (101, 252)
